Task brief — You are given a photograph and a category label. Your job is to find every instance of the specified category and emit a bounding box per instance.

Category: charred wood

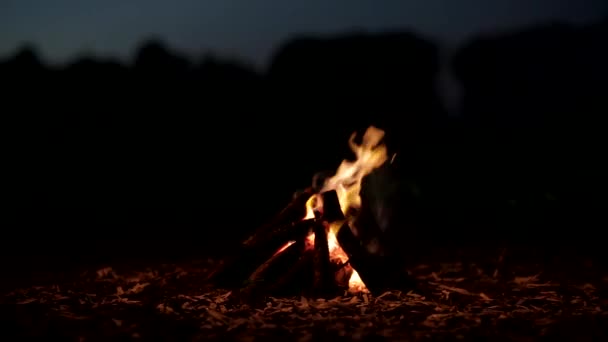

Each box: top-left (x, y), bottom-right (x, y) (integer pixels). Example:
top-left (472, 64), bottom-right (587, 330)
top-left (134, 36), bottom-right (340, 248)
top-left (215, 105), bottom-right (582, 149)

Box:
top-left (243, 187), bottom-right (314, 248)
top-left (207, 219), bottom-right (315, 287)
top-left (239, 240), bottom-right (304, 303)
top-left (247, 219), bottom-right (316, 251)
top-left (312, 220), bottom-right (335, 295)
top-left (337, 222), bottom-right (415, 295)
top-left (320, 190), bottom-right (344, 223)
top-left (269, 249), bottom-right (315, 296)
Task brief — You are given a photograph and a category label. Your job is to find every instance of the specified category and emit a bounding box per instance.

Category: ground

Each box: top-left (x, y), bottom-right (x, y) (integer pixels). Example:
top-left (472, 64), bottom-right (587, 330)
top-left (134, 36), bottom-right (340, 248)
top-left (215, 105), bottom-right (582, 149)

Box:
top-left (2, 258), bottom-right (607, 341)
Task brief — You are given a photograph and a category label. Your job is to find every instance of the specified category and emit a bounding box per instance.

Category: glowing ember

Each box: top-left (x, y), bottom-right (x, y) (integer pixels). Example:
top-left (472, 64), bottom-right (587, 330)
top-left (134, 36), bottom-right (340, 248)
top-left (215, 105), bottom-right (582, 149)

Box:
top-left (303, 126), bottom-right (389, 293)
top-left (273, 241), bottom-right (296, 257)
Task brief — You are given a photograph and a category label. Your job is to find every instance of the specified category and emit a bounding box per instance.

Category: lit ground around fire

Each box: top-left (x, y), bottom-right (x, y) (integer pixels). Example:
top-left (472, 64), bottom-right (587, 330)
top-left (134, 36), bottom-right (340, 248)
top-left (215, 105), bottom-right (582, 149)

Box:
top-left (3, 258), bottom-right (607, 341)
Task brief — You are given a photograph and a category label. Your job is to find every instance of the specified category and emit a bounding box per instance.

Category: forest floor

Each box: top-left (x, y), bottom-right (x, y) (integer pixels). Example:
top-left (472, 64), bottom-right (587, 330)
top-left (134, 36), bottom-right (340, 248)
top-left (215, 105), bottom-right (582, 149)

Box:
top-left (2, 256), bottom-right (607, 341)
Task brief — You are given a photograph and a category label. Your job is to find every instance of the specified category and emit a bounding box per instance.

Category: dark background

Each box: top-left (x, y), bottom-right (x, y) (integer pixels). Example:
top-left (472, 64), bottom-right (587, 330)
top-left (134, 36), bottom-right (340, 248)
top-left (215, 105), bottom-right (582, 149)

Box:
top-left (3, 8), bottom-right (608, 279)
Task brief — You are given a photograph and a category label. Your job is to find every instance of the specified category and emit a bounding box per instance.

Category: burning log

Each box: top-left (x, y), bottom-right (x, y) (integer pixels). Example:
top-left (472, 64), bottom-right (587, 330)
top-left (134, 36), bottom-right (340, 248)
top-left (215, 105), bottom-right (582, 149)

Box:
top-left (209, 190), bottom-right (347, 297)
top-left (243, 187), bottom-right (314, 248)
top-left (247, 241), bottom-right (301, 284)
top-left (207, 219), bottom-right (315, 287)
top-left (312, 218), bottom-right (335, 295)
top-left (247, 219), bottom-right (315, 251)
top-left (337, 222), bottom-right (416, 295)
top-left (208, 188), bottom-right (315, 287)
top-left (312, 190), bottom-right (345, 295)
top-left (320, 190), bottom-right (345, 222)
top-left (239, 240), bottom-right (305, 303)
top-left (208, 126), bottom-right (416, 301)
top-left (269, 249), bottom-right (315, 295)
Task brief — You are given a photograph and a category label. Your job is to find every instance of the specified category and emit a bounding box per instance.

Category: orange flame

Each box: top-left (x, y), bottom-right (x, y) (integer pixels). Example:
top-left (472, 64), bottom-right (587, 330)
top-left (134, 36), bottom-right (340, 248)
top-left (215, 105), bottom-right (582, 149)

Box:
top-left (303, 126), bottom-right (388, 293)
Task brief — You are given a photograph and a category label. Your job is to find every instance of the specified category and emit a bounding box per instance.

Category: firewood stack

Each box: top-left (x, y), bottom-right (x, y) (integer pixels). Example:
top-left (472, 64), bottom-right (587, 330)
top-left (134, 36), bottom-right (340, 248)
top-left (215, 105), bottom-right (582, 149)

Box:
top-left (206, 187), bottom-right (416, 303)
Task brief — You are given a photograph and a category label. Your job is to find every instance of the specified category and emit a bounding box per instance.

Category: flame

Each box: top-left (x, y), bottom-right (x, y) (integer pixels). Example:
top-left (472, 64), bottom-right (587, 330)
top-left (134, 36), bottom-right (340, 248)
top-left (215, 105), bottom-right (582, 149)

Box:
top-left (303, 126), bottom-right (388, 293)
top-left (321, 126), bottom-right (388, 222)
top-left (304, 196), bottom-right (316, 220)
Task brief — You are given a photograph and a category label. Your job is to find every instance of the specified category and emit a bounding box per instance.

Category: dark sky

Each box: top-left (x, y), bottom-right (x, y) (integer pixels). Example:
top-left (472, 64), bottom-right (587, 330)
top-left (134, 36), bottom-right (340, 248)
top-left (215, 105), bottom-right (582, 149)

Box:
top-left (1, 0), bottom-right (606, 67)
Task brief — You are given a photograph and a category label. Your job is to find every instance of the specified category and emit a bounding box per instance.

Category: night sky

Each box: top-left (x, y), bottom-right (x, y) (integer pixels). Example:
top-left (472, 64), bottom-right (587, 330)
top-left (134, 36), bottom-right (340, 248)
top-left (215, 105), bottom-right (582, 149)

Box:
top-left (1, 0), bottom-right (606, 67)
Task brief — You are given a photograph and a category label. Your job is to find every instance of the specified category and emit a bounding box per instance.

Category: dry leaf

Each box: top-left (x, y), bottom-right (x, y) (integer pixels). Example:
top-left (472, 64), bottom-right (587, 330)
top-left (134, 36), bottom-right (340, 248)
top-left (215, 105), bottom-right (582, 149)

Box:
top-left (127, 282), bottom-right (149, 294)
top-left (439, 285), bottom-right (471, 295)
top-left (156, 303), bottom-right (174, 314)
top-left (17, 298), bottom-right (38, 304)
top-left (207, 309), bottom-right (228, 324)
top-left (513, 275), bottom-right (539, 285)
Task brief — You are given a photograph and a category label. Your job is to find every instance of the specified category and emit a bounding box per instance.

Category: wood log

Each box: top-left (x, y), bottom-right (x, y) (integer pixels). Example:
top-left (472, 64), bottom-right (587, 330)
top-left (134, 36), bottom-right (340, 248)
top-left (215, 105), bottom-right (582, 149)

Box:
top-left (239, 240), bottom-right (304, 303)
top-left (312, 221), bottom-right (332, 293)
top-left (207, 219), bottom-right (315, 287)
top-left (295, 190), bottom-right (343, 296)
top-left (312, 208), bottom-right (338, 296)
top-left (246, 219), bottom-right (316, 251)
top-left (337, 222), bottom-right (415, 295)
top-left (268, 249), bottom-right (315, 295)
top-left (320, 190), bottom-right (345, 223)
top-left (242, 187), bottom-right (314, 247)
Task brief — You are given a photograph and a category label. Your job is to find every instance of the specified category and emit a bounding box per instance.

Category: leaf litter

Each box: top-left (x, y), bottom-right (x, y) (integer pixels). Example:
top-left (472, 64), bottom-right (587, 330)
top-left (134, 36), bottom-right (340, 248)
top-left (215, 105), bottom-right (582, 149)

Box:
top-left (2, 259), bottom-right (607, 341)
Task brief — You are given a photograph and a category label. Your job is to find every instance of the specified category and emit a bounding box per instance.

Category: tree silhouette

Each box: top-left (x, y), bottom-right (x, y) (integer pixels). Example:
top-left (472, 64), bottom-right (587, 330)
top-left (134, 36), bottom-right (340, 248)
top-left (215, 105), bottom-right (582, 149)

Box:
top-left (133, 38), bottom-right (191, 77)
top-left (1, 19), bottom-right (606, 260)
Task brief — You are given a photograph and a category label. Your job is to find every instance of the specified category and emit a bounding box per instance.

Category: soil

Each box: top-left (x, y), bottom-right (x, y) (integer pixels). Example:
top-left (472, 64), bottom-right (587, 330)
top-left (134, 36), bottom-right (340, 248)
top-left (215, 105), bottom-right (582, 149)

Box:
top-left (2, 256), bottom-right (607, 341)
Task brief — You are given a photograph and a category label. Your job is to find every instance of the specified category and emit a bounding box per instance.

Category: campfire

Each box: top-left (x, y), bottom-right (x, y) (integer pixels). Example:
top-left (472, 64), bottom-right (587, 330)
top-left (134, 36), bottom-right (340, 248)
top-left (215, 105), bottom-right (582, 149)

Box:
top-left (207, 126), bottom-right (413, 301)
top-left (6, 129), bottom-right (607, 341)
